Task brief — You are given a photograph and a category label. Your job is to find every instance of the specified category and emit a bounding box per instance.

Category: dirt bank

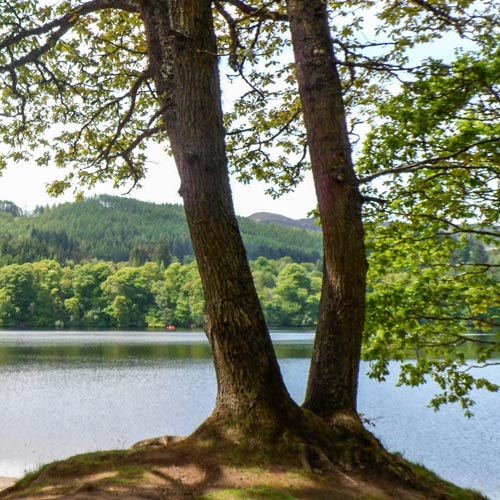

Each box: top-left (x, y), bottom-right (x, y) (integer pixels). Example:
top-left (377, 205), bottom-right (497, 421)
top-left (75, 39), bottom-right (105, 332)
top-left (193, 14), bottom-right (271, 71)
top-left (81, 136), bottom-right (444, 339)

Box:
top-left (0, 479), bottom-right (16, 493)
top-left (0, 436), bottom-right (487, 500)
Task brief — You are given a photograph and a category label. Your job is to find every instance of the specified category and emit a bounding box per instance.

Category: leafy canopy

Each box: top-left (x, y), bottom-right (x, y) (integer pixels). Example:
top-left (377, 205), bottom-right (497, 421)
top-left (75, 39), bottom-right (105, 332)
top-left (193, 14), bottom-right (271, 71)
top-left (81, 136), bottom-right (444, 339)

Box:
top-left (0, 0), bottom-right (160, 197)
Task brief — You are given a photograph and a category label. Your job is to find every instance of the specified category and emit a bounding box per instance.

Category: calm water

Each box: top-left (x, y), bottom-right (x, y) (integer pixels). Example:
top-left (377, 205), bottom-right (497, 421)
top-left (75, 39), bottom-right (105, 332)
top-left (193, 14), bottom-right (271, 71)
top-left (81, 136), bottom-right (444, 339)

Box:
top-left (0, 330), bottom-right (498, 499)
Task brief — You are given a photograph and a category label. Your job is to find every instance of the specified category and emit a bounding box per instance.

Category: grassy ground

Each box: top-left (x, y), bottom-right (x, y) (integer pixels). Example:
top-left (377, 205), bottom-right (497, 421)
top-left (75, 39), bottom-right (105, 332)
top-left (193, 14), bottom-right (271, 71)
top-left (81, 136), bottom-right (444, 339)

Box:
top-left (0, 436), bottom-right (488, 500)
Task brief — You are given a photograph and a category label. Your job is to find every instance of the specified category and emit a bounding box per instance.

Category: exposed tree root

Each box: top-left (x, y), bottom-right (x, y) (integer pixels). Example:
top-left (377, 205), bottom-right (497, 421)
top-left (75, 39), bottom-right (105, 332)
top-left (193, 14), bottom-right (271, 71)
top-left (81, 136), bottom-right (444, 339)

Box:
top-left (158, 406), bottom-right (459, 499)
top-left (1, 413), bottom-right (486, 500)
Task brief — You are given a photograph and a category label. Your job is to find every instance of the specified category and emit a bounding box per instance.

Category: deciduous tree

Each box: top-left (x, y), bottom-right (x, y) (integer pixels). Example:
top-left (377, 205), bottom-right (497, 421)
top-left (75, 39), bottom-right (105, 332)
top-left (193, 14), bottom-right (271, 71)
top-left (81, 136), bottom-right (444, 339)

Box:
top-left (219, 0), bottom-right (499, 417)
top-left (287, 0), bottom-right (367, 420)
top-left (1, 1), bottom-right (498, 485)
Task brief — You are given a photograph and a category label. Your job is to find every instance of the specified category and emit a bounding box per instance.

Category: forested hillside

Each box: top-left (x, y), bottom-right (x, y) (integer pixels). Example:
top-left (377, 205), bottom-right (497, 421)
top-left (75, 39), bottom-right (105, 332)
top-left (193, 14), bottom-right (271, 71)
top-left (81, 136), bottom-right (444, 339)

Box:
top-left (0, 195), bottom-right (496, 331)
top-left (0, 195), bottom-right (322, 265)
top-left (248, 212), bottom-right (320, 232)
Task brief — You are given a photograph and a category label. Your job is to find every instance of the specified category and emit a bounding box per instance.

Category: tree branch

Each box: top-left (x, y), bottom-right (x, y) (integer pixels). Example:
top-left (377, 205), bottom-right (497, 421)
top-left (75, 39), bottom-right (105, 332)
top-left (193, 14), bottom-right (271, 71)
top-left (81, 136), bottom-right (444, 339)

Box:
top-left (214, 0), bottom-right (242, 71)
top-left (408, 0), bottom-right (465, 36)
top-left (225, 0), bottom-right (288, 22)
top-left (362, 195), bottom-right (387, 205)
top-left (358, 136), bottom-right (500, 184)
top-left (410, 314), bottom-right (500, 328)
top-left (98, 68), bottom-right (154, 163)
top-left (422, 214), bottom-right (500, 238)
top-left (0, 0), bottom-right (138, 71)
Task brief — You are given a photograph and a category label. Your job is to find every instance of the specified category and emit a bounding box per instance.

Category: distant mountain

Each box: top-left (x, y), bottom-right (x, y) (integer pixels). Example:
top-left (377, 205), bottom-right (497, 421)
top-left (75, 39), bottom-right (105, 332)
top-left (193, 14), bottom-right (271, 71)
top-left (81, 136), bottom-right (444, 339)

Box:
top-left (248, 212), bottom-right (321, 232)
top-left (0, 195), bottom-right (322, 265)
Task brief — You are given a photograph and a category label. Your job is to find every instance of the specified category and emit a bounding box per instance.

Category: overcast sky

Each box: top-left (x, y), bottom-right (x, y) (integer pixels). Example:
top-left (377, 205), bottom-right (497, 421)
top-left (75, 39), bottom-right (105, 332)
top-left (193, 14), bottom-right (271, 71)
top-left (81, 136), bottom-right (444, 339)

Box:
top-left (0, 46), bottom-right (317, 220)
top-left (0, 147), bottom-right (318, 219)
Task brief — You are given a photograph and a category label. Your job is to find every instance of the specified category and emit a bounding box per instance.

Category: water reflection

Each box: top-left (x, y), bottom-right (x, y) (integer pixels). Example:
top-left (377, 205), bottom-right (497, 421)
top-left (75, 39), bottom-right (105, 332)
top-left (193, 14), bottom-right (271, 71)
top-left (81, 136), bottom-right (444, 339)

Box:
top-left (0, 330), bottom-right (498, 499)
top-left (1, 329), bottom-right (495, 367)
top-left (0, 330), bottom-right (314, 367)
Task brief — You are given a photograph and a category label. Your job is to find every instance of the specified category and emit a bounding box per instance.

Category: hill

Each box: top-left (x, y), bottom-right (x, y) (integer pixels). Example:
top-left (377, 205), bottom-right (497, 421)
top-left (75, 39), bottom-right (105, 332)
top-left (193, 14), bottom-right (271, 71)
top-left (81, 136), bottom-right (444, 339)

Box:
top-left (248, 211), bottom-right (321, 232)
top-left (0, 195), bottom-right (322, 264)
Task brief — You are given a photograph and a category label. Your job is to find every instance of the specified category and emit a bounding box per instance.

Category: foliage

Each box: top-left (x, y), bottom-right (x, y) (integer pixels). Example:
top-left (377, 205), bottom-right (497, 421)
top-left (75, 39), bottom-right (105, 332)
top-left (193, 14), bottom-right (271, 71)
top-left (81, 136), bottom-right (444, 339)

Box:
top-left (358, 41), bottom-right (500, 414)
top-left (216, 0), bottom-right (497, 412)
top-left (0, 195), bottom-right (322, 265)
top-left (253, 259), bottom-right (321, 326)
top-left (213, 0), bottom-right (500, 409)
top-left (0, 1), bottom-right (155, 195)
top-left (0, 257), bottom-right (322, 329)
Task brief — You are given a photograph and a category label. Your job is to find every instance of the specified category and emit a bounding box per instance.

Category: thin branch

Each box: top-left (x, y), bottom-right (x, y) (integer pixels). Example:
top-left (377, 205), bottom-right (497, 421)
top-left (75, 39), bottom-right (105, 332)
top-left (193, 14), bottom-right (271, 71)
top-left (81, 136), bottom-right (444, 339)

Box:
top-left (463, 362), bottom-right (500, 370)
top-left (7, 66), bottom-right (27, 131)
top-left (214, 0), bottom-right (241, 71)
top-left (455, 334), bottom-right (499, 346)
top-left (0, 0), bottom-right (138, 71)
top-left (430, 262), bottom-right (500, 270)
top-left (225, 0), bottom-right (288, 22)
top-left (99, 68), bottom-right (153, 162)
top-left (409, 0), bottom-right (465, 36)
top-left (229, 108), bottom-right (302, 152)
top-left (410, 314), bottom-right (500, 328)
top-left (115, 126), bottom-right (162, 161)
top-left (423, 214), bottom-right (500, 238)
top-left (362, 195), bottom-right (387, 205)
top-left (359, 136), bottom-right (500, 184)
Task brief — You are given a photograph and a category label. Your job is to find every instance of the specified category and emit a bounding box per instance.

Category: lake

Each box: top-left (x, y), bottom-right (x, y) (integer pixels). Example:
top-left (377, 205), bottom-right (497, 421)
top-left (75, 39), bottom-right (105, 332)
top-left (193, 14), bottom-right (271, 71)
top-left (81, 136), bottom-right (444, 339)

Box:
top-left (0, 330), bottom-right (498, 499)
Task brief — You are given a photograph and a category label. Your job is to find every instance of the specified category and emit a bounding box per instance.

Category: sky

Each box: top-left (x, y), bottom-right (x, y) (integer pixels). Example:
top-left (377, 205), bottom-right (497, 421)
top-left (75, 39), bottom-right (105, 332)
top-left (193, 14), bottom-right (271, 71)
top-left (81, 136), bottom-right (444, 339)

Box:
top-left (0, 148), bottom-right (318, 219)
top-left (0, 6), bottom-right (467, 220)
top-left (0, 44), bottom-right (318, 219)
top-left (0, 39), bottom-right (317, 220)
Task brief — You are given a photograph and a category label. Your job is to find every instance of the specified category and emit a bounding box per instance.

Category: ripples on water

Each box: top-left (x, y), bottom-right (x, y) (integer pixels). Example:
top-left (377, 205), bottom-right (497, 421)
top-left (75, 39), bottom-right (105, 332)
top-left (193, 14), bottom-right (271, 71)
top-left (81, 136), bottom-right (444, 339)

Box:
top-left (0, 330), bottom-right (498, 499)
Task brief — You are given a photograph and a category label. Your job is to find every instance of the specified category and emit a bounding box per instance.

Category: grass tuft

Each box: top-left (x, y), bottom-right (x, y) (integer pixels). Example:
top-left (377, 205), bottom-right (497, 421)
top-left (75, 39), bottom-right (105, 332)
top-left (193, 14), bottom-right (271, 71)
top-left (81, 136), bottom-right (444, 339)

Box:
top-left (200, 485), bottom-right (297, 499)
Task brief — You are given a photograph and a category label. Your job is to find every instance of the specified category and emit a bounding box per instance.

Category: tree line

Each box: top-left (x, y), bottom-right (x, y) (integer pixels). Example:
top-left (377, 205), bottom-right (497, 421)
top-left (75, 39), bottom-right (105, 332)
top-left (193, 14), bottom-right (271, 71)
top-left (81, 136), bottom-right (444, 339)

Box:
top-left (1, 245), bottom-right (497, 341)
top-left (0, 257), bottom-right (322, 330)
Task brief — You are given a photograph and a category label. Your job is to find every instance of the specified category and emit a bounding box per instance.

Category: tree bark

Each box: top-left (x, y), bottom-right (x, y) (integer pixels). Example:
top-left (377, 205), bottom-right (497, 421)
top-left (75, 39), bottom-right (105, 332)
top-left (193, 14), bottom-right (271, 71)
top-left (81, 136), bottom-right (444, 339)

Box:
top-left (287, 0), bottom-right (368, 418)
top-left (138, 0), bottom-right (297, 427)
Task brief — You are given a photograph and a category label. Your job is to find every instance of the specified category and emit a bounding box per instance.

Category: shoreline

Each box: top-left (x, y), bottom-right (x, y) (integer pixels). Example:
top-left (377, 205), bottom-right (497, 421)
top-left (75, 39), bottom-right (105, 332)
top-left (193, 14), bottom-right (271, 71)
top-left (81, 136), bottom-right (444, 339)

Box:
top-left (0, 477), bottom-right (17, 491)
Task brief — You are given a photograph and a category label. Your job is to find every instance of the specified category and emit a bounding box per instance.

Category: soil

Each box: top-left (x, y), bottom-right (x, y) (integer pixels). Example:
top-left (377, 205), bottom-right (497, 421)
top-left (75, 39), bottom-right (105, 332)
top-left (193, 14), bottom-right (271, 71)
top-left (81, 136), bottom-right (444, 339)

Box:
top-left (0, 435), bottom-right (487, 500)
top-left (0, 480), bottom-right (15, 493)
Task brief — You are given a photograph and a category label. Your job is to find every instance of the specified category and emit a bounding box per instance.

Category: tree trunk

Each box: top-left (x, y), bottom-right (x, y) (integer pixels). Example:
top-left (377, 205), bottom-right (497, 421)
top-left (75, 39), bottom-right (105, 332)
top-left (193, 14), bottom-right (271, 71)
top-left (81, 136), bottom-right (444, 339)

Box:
top-left (287, 0), bottom-right (368, 419)
top-left (117, 2), bottom-right (422, 485)
top-left (138, 0), bottom-right (298, 429)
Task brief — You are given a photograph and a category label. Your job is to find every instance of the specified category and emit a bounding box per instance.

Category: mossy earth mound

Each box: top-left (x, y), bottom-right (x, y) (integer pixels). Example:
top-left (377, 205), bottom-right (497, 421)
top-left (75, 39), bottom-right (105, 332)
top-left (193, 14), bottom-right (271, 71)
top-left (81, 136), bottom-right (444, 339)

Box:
top-left (0, 433), bottom-right (487, 500)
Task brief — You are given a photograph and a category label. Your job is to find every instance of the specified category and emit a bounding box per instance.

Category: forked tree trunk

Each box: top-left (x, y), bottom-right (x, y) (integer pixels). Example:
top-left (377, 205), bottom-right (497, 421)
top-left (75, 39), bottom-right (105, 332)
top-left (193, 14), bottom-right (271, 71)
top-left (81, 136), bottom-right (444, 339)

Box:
top-left (287, 0), bottom-right (368, 419)
top-left (138, 0), bottom-right (298, 427)
top-left (120, 2), bottom-right (419, 484)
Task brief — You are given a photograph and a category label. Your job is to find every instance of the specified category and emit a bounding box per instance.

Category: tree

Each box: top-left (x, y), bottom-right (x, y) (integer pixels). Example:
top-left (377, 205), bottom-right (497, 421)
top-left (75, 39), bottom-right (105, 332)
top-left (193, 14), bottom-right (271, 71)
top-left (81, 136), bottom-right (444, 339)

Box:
top-left (286, 0), bottom-right (367, 420)
top-left (137, 0), bottom-right (312, 431)
top-left (357, 40), bottom-right (500, 414)
top-left (217, 0), bottom-right (499, 417)
top-left (0, 0), bottom-right (325, 446)
top-left (101, 266), bottom-right (155, 327)
top-left (0, 263), bottom-right (37, 327)
top-left (0, 200), bottom-right (23, 217)
top-left (70, 261), bottom-right (114, 327)
top-left (31, 259), bottom-right (67, 327)
top-left (268, 262), bottom-right (317, 326)
top-left (1, 0), bottom-right (498, 486)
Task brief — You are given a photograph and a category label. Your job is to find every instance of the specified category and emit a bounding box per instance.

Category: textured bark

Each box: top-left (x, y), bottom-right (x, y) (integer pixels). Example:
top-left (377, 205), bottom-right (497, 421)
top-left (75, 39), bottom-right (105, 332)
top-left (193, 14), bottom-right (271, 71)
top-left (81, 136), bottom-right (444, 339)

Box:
top-left (287, 0), bottom-right (368, 417)
top-left (138, 0), bottom-right (297, 425)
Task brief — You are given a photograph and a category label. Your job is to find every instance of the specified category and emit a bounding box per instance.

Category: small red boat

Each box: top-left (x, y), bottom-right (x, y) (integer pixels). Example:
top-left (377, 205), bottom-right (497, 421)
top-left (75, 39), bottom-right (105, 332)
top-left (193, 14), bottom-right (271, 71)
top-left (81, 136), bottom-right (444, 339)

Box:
top-left (165, 325), bottom-right (176, 331)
